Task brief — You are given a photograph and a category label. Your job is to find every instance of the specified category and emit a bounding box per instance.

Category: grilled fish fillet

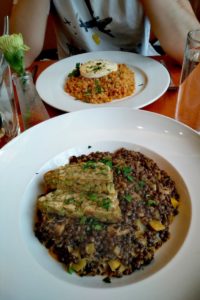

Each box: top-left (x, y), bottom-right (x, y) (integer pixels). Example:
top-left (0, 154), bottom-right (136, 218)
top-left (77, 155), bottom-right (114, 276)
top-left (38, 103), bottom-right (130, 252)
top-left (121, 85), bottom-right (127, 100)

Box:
top-left (44, 162), bottom-right (115, 194)
top-left (37, 189), bottom-right (121, 223)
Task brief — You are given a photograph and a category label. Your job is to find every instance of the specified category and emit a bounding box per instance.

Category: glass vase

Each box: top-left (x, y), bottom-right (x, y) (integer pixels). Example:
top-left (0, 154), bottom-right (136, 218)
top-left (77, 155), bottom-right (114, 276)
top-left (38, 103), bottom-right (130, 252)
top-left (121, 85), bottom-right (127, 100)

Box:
top-left (12, 71), bottom-right (49, 130)
top-left (0, 54), bottom-right (20, 147)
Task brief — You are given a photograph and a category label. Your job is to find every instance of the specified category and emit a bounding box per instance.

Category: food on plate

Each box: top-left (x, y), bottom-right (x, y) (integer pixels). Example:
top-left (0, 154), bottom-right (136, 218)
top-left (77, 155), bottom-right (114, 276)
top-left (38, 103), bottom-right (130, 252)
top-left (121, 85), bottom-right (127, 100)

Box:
top-left (37, 190), bottom-right (121, 223)
top-left (38, 162), bottom-right (121, 223)
top-left (64, 60), bottom-right (135, 104)
top-left (44, 161), bottom-right (115, 194)
top-left (34, 148), bottom-right (180, 279)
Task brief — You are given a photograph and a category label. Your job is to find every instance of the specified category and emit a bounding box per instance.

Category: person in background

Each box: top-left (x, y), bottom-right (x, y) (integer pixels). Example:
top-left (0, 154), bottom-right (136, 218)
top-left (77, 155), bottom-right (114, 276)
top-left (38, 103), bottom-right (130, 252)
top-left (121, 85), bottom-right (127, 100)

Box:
top-left (10, 0), bottom-right (200, 67)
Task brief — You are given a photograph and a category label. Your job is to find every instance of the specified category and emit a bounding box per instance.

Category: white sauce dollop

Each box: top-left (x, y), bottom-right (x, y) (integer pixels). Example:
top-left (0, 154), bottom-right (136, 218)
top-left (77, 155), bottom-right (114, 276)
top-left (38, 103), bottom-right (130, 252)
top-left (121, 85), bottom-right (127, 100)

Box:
top-left (80, 59), bottom-right (118, 78)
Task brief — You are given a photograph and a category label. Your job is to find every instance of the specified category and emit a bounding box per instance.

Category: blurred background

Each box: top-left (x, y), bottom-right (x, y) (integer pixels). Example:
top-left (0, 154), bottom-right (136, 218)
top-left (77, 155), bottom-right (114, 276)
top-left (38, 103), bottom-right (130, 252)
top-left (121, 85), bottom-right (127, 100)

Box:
top-left (0, 0), bottom-right (57, 56)
top-left (0, 0), bottom-right (200, 60)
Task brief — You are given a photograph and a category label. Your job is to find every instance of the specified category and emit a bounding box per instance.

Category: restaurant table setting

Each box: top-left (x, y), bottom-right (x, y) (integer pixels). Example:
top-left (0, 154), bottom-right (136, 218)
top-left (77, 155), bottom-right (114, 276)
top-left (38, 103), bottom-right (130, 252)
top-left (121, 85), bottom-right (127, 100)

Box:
top-left (0, 27), bottom-right (200, 300)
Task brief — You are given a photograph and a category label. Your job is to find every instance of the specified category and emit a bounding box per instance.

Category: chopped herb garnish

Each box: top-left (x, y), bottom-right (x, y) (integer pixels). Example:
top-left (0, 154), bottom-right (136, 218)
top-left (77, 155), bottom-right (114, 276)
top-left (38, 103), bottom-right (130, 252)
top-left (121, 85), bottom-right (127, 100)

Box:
top-left (93, 224), bottom-right (102, 231)
top-left (122, 166), bottom-right (134, 181)
top-left (67, 267), bottom-right (75, 274)
top-left (100, 158), bottom-right (113, 168)
top-left (79, 217), bottom-right (104, 231)
top-left (138, 180), bottom-right (146, 188)
top-left (82, 161), bottom-right (96, 169)
top-left (103, 277), bottom-right (111, 283)
top-left (64, 197), bottom-right (75, 205)
top-left (123, 194), bottom-right (132, 202)
top-left (115, 166), bottom-right (121, 175)
top-left (80, 216), bottom-right (87, 224)
top-left (87, 193), bottom-right (98, 201)
top-left (101, 198), bottom-right (111, 210)
top-left (84, 88), bottom-right (91, 96)
top-left (68, 63), bottom-right (80, 77)
top-left (92, 65), bottom-right (102, 72)
top-left (146, 200), bottom-right (157, 206)
top-left (94, 79), bottom-right (102, 94)
top-left (122, 166), bottom-right (132, 175)
top-left (90, 218), bottom-right (104, 231)
top-left (126, 175), bottom-right (134, 182)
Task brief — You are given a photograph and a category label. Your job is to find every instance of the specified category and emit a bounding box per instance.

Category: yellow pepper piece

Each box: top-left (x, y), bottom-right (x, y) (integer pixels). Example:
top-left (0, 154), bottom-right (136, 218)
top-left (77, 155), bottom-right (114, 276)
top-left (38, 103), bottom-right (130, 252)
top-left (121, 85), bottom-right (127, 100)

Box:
top-left (149, 220), bottom-right (165, 231)
top-left (118, 264), bottom-right (127, 273)
top-left (71, 259), bottom-right (87, 272)
top-left (108, 259), bottom-right (121, 271)
top-left (171, 197), bottom-right (179, 208)
top-left (85, 243), bottom-right (95, 255)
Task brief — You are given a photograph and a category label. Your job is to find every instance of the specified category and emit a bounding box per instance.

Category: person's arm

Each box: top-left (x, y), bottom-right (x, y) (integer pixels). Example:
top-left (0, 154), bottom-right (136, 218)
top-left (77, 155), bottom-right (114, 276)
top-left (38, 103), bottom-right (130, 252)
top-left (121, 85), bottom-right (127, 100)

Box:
top-left (10, 0), bottom-right (50, 67)
top-left (140, 0), bottom-right (200, 64)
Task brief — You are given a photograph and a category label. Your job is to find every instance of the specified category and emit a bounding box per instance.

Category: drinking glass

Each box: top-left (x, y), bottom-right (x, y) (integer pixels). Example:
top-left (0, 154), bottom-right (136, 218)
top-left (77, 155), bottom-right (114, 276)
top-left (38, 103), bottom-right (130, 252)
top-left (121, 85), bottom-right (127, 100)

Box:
top-left (175, 29), bottom-right (200, 131)
top-left (0, 53), bottom-right (20, 147)
top-left (12, 71), bottom-right (50, 131)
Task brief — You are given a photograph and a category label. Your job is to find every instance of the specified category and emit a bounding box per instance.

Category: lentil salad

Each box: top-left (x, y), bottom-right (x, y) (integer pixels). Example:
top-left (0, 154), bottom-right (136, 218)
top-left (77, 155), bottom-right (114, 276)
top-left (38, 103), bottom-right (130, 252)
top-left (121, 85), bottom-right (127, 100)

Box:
top-left (34, 148), bottom-right (180, 279)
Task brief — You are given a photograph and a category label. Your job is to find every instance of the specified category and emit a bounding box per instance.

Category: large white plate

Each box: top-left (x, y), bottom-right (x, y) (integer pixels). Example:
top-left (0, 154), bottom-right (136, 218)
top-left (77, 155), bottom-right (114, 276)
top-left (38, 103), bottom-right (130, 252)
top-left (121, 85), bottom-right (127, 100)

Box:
top-left (36, 51), bottom-right (170, 112)
top-left (0, 108), bottom-right (200, 300)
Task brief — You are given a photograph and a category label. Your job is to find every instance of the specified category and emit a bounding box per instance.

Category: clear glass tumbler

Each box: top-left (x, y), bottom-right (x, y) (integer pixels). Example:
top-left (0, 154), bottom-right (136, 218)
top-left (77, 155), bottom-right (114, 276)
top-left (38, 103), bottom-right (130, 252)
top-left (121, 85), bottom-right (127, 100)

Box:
top-left (12, 71), bottom-right (50, 131)
top-left (0, 53), bottom-right (20, 147)
top-left (175, 29), bottom-right (200, 131)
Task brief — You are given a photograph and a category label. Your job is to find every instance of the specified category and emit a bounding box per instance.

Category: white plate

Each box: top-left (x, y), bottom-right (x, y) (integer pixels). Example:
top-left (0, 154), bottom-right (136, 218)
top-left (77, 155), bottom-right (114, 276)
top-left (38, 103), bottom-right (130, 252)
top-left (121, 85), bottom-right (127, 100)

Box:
top-left (36, 51), bottom-right (170, 112)
top-left (0, 108), bottom-right (200, 300)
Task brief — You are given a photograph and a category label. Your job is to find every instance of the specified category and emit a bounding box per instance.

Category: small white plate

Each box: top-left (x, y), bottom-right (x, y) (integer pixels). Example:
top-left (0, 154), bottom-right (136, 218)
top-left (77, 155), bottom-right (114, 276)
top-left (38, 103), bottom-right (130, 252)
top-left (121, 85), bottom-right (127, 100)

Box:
top-left (0, 108), bottom-right (200, 300)
top-left (36, 51), bottom-right (170, 112)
